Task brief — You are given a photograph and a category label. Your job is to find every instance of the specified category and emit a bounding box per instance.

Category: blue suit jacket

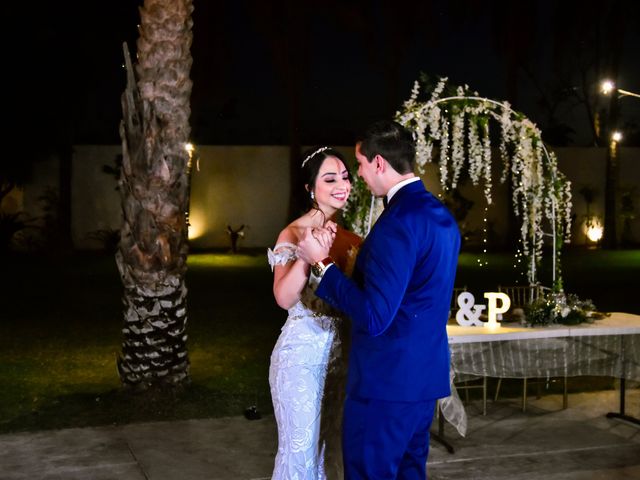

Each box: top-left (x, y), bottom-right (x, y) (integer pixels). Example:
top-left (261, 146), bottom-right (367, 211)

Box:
top-left (316, 180), bottom-right (460, 402)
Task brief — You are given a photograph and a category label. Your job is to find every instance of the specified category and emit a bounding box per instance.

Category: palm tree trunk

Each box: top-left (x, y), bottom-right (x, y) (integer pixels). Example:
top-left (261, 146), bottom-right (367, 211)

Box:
top-left (116, 0), bottom-right (194, 390)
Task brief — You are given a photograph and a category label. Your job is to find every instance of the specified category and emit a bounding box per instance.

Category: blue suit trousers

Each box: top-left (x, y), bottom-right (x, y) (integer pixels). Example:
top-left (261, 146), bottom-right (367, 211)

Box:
top-left (342, 396), bottom-right (437, 479)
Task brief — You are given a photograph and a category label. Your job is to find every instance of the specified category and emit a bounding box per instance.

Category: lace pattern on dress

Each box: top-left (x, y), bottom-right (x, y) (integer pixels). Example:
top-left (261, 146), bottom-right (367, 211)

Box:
top-left (267, 241), bottom-right (346, 479)
top-left (267, 242), bottom-right (298, 271)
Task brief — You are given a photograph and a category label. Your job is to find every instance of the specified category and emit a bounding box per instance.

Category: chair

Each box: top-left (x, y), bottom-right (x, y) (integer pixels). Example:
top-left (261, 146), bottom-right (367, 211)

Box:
top-left (497, 284), bottom-right (550, 315)
top-left (494, 284), bottom-right (568, 412)
top-left (449, 286), bottom-right (468, 320)
top-left (449, 287), bottom-right (488, 415)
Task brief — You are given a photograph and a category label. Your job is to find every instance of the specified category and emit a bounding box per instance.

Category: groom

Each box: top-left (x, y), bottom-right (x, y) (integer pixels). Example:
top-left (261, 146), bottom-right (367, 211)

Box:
top-left (297, 120), bottom-right (460, 479)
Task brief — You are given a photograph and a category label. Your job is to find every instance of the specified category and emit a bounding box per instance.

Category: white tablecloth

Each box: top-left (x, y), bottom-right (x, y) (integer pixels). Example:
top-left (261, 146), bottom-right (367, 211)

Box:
top-left (441, 312), bottom-right (640, 436)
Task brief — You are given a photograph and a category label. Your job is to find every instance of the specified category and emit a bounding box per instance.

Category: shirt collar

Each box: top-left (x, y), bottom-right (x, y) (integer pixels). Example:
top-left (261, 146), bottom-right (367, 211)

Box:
top-left (386, 177), bottom-right (420, 203)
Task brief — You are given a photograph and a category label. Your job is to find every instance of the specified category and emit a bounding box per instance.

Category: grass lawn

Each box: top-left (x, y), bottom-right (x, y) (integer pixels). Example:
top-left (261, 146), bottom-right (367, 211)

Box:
top-left (0, 248), bottom-right (638, 433)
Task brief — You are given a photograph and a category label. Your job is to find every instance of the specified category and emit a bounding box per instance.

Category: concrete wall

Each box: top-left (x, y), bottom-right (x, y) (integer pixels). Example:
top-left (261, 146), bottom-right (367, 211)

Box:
top-left (23, 156), bottom-right (61, 220)
top-left (188, 145), bottom-right (358, 249)
top-left (12, 145), bottom-right (640, 250)
top-left (188, 146), bottom-right (291, 249)
top-left (69, 145), bottom-right (359, 250)
top-left (557, 147), bottom-right (639, 245)
top-left (71, 145), bottom-right (122, 249)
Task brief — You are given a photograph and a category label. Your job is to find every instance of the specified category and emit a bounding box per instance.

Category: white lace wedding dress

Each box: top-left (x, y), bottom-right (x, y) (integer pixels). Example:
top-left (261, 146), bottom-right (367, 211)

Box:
top-left (267, 242), bottom-right (348, 480)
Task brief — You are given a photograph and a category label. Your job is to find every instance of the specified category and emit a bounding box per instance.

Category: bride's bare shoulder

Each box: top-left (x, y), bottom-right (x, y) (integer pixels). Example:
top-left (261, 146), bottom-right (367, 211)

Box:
top-left (275, 218), bottom-right (308, 245)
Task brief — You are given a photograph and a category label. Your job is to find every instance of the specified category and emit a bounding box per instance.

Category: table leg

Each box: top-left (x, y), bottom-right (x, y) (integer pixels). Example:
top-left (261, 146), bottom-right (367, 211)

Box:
top-left (605, 337), bottom-right (640, 426)
top-left (430, 404), bottom-right (455, 454)
top-left (482, 376), bottom-right (487, 416)
top-left (606, 377), bottom-right (640, 426)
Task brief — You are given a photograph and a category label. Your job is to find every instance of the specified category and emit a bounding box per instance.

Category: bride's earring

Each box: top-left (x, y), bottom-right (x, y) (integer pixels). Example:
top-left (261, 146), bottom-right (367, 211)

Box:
top-left (310, 191), bottom-right (315, 200)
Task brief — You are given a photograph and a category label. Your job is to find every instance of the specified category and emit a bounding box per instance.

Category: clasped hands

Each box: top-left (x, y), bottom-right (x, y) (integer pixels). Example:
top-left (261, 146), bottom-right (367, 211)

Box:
top-left (297, 221), bottom-right (337, 265)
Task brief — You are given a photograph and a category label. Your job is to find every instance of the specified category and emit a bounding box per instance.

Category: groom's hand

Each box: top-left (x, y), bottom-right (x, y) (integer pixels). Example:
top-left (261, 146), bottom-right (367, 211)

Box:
top-left (297, 227), bottom-right (333, 264)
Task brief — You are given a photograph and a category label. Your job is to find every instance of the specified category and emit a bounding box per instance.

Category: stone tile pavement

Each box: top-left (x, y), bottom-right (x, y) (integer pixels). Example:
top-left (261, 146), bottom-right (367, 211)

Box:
top-left (1, 389), bottom-right (638, 479)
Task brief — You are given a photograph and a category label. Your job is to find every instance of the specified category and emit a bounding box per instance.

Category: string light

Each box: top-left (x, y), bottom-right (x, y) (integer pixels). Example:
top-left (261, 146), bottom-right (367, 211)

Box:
top-left (477, 205), bottom-right (490, 267)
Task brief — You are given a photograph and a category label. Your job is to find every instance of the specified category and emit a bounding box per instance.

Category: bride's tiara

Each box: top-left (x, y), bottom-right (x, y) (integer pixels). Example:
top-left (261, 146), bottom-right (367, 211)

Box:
top-left (301, 146), bottom-right (330, 168)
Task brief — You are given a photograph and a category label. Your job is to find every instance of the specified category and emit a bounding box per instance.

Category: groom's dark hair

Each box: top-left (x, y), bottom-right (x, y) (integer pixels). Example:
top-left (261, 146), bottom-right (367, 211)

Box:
top-left (358, 120), bottom-right (415, 174)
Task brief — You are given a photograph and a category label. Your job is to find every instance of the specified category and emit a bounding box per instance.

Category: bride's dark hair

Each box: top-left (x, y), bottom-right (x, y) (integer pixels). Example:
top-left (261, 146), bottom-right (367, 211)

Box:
top-left (300, 147), bottom-right (350, 217)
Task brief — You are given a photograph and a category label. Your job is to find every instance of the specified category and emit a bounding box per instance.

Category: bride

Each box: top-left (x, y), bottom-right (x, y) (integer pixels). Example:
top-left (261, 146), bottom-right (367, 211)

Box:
top-left (267, 146), bottom-right (362, 479)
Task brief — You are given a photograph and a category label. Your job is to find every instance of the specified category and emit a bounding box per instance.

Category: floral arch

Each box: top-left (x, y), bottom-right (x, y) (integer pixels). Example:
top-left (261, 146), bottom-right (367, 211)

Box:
top-left (344, 78), bottom-right (573, 289)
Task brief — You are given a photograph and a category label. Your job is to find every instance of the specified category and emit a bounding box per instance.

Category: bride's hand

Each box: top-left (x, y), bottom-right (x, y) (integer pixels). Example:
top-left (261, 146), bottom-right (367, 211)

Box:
top-left (324, 220), bottom-right (338, 235)
top-left (297, 227), bottom-right (331, 264)
top-left (312, 226), bottom-right (335, 250)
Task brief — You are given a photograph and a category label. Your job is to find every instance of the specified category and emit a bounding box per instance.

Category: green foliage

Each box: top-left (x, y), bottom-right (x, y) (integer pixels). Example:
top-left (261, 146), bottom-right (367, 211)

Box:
top-left (0, 212), bottom-right (30, 252)
top-left (523, 297), bottom-right (555, 326)
top-left (524, 292), bottom-right (601, 326)
top-left (1, 250), bottom-right (638, 433)
top-left (0, 252), bottom-right (279, 433)
top-left (342, 175), bottom-right (373, 235)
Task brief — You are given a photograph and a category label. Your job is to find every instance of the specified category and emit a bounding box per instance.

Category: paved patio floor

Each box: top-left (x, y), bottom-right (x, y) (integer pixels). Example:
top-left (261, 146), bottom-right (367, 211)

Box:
top-left (1, 389), bottom-right (638, 479)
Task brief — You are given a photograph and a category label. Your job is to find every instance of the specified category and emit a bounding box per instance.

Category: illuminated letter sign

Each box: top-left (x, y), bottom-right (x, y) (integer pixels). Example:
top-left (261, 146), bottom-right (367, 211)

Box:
top-left (483, 292), bottom-right (511, 329)
top-left (455, 291), bottom-right (511, 328)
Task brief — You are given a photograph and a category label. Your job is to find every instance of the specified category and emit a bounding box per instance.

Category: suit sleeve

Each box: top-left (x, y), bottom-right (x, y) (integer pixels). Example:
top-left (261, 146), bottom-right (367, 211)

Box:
top-left (316, 219), bottom-right (415, 337)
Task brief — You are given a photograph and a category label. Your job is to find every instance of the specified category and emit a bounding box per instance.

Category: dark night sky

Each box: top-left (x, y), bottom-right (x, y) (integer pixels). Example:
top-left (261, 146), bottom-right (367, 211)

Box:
top-left (13, 0), bottom-right (640, 150)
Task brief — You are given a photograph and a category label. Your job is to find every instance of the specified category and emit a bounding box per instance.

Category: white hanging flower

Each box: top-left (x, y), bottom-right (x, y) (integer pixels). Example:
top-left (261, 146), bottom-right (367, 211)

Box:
top-left (450, 108), bottom-right (465, 189)
top-left (439, 115), bottom-right (450, 187)
top-left (427, 104), bottom-right (442, 141)
top-left (467, 118), bottom-right (482, 185)
top-left (481, 120), bottom-right (493, 205)
top-left (431, 77), bottom-right (448, 102)
top-left (499, 103), bottom-right (514, 183)
top-left (389, 77), bottom-right (574, 286)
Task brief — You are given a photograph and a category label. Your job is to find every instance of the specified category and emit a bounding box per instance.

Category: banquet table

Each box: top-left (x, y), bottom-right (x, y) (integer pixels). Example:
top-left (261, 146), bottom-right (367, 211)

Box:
top-left (435, 312), bottom-right (640, 453)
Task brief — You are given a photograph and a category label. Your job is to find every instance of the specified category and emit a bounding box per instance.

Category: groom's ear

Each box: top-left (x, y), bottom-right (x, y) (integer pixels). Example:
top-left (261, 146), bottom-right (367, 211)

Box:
top-left (374, 154), bottom-right (385, 173)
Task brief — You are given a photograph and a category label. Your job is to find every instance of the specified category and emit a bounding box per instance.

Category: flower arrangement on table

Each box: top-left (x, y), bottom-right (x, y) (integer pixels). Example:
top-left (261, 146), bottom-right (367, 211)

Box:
top-left (523, 292), bottom-right (609, 326)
